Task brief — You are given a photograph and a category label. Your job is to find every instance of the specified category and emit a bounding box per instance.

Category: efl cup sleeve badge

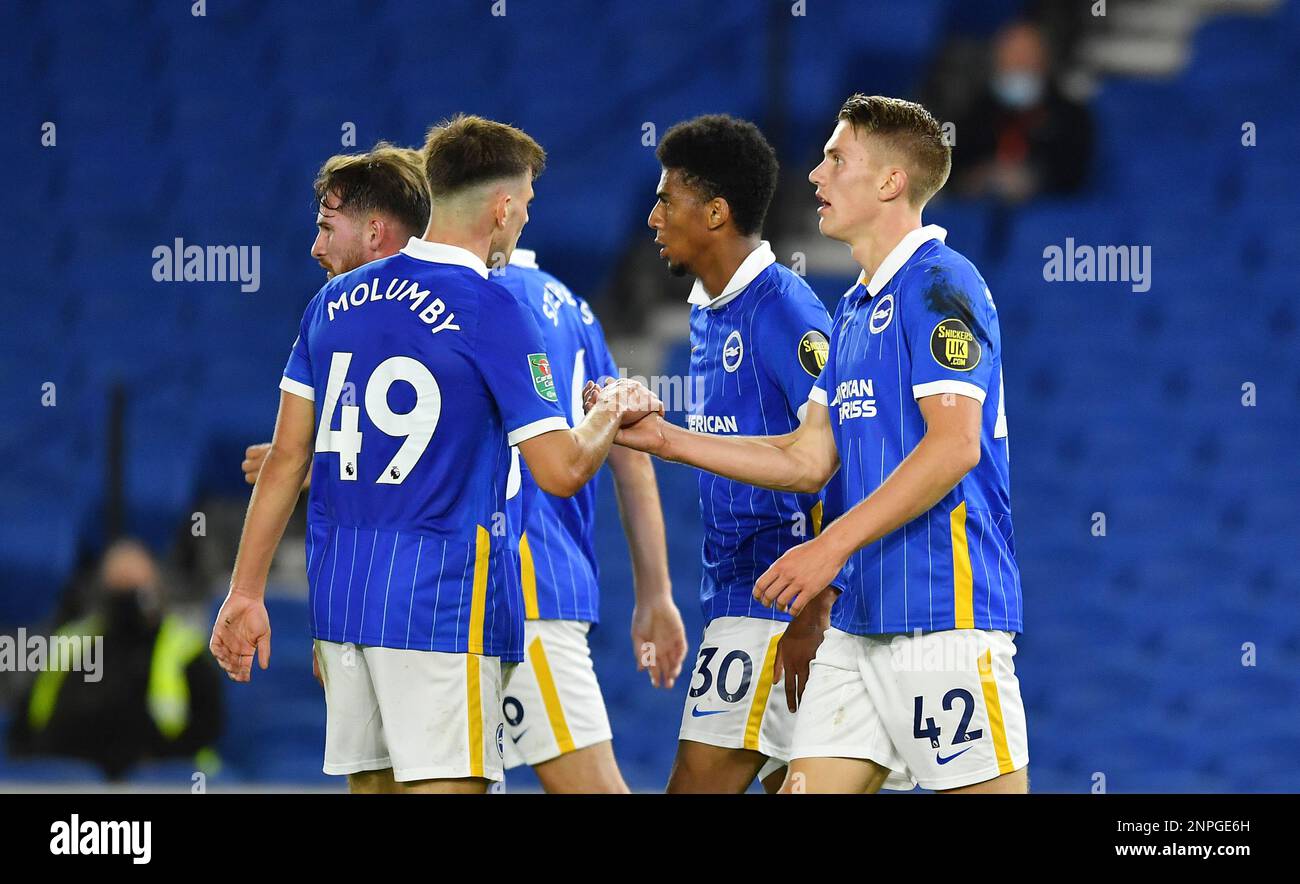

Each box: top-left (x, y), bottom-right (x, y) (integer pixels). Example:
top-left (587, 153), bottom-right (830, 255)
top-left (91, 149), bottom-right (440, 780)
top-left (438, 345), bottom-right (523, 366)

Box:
top-left (797, 330), bottom-right (829, 376)
top-left (722, 330), bottom-right (744, 373)
top-left (529, 353), bottom-right (559, 401)
top-left (929, 318), bottom-right (982, 371)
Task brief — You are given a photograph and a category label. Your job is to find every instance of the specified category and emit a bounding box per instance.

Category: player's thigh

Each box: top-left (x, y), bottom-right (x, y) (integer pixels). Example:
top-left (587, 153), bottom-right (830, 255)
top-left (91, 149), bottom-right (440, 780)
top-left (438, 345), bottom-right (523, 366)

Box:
top-left (862, 629), bottom-right (1029, 793)
top-left (347, 768), bottom-right (396, 794)
top-left (501, 620), bottom-right (616, 782)
top-left (781, 756), bottom-right (890, 794)
top-left (939, 766), bottom-right (1029, 794)
top-left (364, 646), bottom-right (507, 785)
top-left (758, 757), bottom-right (787, 794)
top-left (667, 740), bottom-right (767, 794)
top-left (678, 616), bottom-right (795, 774)
top-left (395, 777), bottom-right (493, 795)
top-left (786, 628), bottom-right (915, 793)
top-left (533, 741), bottom-right (628, 794)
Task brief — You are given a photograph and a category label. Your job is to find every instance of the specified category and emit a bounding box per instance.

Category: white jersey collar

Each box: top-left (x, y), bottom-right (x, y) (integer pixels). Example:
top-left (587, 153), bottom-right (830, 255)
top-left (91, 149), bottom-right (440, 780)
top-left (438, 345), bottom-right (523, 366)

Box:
top-left (400, 237), bottom-right (490, 279)
top-left (864, 224), bottom-right (947, 296)
top-left (687, 240), bottom-right (776, 309)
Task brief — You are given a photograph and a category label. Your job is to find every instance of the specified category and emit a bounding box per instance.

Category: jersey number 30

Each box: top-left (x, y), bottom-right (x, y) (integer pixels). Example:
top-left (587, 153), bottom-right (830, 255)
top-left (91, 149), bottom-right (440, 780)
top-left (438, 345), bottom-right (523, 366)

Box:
top-left (315, 351), bottom-right (441, 484)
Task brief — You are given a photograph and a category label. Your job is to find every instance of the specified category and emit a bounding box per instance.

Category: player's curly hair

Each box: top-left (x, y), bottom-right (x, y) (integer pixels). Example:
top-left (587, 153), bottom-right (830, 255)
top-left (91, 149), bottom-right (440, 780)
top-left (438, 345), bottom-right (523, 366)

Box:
top-left (421, 114), bottom-right (546, 199)
top-left (656, 114), bottom-right (779, 236)
top-left (837, 94), bottom-right (951, 207)
top-left (314, 142), bottom-right (431, 237)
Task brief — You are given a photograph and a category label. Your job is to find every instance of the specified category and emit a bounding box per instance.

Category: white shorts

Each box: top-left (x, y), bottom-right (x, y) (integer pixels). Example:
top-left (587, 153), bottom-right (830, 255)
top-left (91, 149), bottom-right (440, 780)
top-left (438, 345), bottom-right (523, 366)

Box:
top-left (678, 616), bottom-right (793, 766)
top-left (315, 639), bottom-right (506, 783)
top-left (501, 620), bottom-right (613, 769)
top-left (790, 628), bottom-right (1029, 791)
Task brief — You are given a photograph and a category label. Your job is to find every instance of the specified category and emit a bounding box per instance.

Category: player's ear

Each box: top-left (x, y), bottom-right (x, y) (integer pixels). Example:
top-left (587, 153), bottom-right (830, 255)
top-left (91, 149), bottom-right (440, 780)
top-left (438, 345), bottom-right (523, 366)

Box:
top-left (489, 189), bottom-right (511, 230)
top-left (367, 216), bottom-right (386, 251)
top-left (880, 166), bottom-right (908, 203)
top-left (706, 196), bottom-right (730, 231)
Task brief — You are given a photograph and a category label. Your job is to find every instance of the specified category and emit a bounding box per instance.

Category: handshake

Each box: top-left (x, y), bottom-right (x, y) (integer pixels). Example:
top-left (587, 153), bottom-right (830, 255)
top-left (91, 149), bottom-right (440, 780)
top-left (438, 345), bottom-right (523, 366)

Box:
top-left (582, 377), bottom-right (665, 431)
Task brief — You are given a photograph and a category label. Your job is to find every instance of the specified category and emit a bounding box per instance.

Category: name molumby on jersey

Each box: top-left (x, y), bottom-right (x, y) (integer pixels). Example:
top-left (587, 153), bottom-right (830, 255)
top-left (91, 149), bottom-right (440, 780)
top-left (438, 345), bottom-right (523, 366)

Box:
top-left (324, 275), bottom-right (461, 335)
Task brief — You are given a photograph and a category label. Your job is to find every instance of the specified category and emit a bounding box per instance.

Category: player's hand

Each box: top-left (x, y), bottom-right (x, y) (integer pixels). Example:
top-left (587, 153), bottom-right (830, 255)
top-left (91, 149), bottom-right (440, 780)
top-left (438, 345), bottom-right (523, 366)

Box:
top-left (753, 535), bottom-right (848, 618)
top-left (243, 442), bottom-right (311, 491)
top-left (584, 378), bottom-right (664, 427)
top-left (209, 589), bottom-right (271, 683)
top-left (242, 443), bottom-right (271, 486)
top-left (613, 412), bottom-right (670, 455)
top-left (630, 595), bottom-right (687, 690)
top-left (773, 590), bottom-right (834, 712)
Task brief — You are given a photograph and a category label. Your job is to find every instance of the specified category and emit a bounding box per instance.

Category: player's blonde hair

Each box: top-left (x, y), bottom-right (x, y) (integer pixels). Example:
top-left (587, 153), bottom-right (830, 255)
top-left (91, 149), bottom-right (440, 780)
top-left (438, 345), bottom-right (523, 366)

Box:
top-left (837, 94), bottom-right (951, 207)
top-left (313, 142), bottom-right (431, 236)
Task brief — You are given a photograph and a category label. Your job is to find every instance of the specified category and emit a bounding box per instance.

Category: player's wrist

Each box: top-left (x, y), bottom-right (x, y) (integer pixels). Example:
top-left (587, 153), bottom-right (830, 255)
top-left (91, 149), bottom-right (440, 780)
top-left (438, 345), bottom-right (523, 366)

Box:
top-left (656, 419), bottom-right (683, 461)
top-left (816, 521), bottom-right (859, 568)
top-left (228, 581), bottom-right (267, 602)
top-left (632, 578), bottom-right (673, 603)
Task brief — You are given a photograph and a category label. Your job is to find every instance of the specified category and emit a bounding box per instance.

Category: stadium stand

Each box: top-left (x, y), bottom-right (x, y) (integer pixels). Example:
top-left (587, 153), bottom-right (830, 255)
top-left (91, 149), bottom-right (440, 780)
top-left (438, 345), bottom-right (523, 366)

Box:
top-left (2, 0), bottom-right (1297, 792)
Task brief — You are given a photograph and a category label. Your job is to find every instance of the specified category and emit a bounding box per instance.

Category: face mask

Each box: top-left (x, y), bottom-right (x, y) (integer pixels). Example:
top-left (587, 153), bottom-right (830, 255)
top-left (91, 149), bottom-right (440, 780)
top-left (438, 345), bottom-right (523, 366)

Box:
top-left (993, 72), bottom-right (1045, 109)
top-left (104, 589), bottom-right (151, 632)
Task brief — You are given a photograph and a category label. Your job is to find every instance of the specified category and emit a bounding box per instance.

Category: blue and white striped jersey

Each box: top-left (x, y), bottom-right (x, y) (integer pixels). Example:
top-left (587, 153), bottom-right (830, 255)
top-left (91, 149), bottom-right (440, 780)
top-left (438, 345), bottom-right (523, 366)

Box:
top-left (810, 225), bottom-right (1023, 636)
top-left (280, 238), bottom-right (569, 661)
top-left (493, 249), bottom-right (619, 624)
top-left (686, 241), bottom-right (845, 625)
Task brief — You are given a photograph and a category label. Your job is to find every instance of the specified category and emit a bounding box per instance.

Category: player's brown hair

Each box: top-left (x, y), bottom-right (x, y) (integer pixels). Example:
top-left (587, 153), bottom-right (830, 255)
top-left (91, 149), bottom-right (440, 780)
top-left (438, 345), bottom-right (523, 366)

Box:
top-left (420, 114), bottom-right (546, 199)
top-left (837, 94), bottom-right (951, 207)
top-left (313, 142), bottom-right (431, 236)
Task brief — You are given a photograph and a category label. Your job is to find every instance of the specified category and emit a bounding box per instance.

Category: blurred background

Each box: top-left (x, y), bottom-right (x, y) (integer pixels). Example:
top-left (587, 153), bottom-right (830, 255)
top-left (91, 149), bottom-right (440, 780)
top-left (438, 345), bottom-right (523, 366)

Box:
top-left (1, 0), bottom-right (1297, 792)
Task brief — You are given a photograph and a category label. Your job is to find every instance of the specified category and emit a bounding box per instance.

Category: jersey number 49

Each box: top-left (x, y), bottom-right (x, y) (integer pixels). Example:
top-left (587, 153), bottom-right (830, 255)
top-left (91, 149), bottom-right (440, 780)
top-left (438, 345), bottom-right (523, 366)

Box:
top-left (315, 351), bottom-right (441, 484)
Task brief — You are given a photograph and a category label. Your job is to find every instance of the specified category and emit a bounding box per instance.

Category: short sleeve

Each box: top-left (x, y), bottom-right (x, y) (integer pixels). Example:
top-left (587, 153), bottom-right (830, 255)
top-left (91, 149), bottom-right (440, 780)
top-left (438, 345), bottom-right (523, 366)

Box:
top-left (478, 283), bottom-right (569, 447)
top-left (903, 263), bottom-right (995, 404)
top-left (757, 290), bottom-right (833, 418)
top-left (280, 297), bottom-right (316, 401)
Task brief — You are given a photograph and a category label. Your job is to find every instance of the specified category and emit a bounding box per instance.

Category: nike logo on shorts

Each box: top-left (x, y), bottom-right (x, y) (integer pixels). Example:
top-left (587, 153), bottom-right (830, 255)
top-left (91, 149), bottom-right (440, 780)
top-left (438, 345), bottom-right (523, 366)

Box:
top-left (690, 705), bottom-right (727, 717)
top-left (935, 746), bottom-right (973, 765)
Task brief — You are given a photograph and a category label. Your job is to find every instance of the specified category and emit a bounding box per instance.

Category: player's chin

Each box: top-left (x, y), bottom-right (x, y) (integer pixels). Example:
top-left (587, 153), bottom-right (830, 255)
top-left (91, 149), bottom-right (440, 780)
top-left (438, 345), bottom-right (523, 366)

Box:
top-left (667, 260), bottom-right (689, 278)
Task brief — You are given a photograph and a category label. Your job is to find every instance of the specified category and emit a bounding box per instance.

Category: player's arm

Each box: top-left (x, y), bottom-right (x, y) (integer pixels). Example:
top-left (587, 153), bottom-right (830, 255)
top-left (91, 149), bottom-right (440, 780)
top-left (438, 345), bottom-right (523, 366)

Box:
top-left (590, 387), bottom-right (840, 495)
top-left (607, 444), bottom-right (686, 689)
top-left (242, 441), bottom-right (310, 491)
top-left (211, 391), bottom-right (315, 681)
top-left (517, 378), bottom-right (662, 498)
top-left (754, 393), bottom-right (981, 616)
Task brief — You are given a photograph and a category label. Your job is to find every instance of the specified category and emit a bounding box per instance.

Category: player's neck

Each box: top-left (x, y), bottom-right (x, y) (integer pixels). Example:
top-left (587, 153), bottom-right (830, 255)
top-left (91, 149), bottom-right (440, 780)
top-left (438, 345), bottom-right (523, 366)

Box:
top-left (419, 222), bottom-right (493, 268)
top-left (697, 235), bottom-right (763, 299)
top-left (851, 211), bottom-right (923, 282)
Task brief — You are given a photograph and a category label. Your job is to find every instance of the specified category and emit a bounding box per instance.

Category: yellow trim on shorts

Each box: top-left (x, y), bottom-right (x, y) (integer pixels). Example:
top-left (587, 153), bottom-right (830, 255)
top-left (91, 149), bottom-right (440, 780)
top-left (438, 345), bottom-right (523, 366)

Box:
top-left (528, 635), bottom-right (576, 755)
top-left (466, 654), bottom-right (484, 778)
top-left (469, 525), bottom-right (490, 654)
top-left (810, 500), bottom-right (824, 536)
top-left (519, 532), bottom-right (540, 620)
top-left (743, 631), bottom-right (783, 751)
top-left (978, 648), bottom-right (1015, 775)
top-left (950, 502), bottom-right (975, 628)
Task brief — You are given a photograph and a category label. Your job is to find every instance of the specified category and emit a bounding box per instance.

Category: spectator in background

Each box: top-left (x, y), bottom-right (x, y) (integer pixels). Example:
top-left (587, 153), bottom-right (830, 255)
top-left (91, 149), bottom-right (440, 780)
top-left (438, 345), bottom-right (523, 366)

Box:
top-left (950, 20), bottom-right (1093, 202)
top-left (7, 539), bottom-right (222, 779)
